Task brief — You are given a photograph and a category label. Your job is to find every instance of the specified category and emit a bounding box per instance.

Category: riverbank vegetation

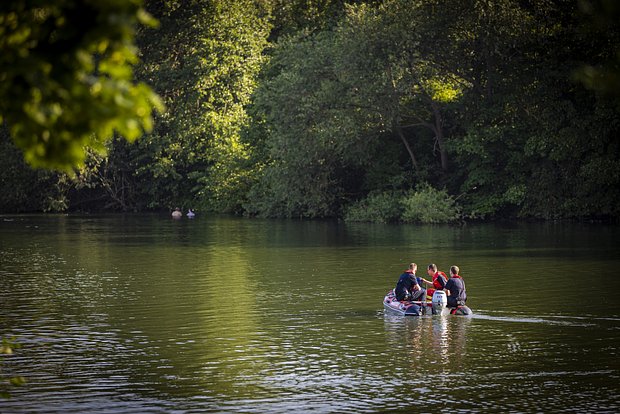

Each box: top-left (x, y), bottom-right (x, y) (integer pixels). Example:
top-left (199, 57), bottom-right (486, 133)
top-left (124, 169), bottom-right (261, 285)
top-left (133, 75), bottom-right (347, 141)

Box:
top-left (1, 0), bottom-right (619, 222)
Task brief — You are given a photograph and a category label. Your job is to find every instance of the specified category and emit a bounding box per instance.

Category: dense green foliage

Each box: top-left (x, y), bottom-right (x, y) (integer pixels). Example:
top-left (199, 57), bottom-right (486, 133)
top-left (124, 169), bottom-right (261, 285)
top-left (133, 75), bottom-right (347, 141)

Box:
top-left (100, 0), bottom-right (271, 212)
top-left (0, 0), bottom-right (163, 172)
top-left (1, 0), bottom-right (619, 221)
top-left (343, 185), bottom-right (460, 224)
top-left (401, 185), bottom-right (461, 224)
top-left (0, 128), bottom-right (66, 212)
top-left (344, 192), bottom-right (404, 223)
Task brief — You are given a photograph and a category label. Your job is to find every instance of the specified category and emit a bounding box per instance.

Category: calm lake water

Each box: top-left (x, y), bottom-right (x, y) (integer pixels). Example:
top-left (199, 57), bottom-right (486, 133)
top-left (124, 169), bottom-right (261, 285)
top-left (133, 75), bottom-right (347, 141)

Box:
top-left (1, 214), bottom-right (619, 413)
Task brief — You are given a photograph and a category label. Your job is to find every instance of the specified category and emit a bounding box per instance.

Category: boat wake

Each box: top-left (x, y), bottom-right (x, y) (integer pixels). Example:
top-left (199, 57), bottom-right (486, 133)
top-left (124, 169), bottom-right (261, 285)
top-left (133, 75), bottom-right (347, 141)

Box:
top-left (471, 310), bottom-right (619, 327)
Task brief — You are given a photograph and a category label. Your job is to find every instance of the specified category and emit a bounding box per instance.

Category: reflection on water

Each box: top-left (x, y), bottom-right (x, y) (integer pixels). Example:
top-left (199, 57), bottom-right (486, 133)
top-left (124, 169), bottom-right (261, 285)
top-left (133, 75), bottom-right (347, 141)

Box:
top-left (0, 215), bottom-right (619, 413)
top-left (383, 314), bottom-right (472, 371)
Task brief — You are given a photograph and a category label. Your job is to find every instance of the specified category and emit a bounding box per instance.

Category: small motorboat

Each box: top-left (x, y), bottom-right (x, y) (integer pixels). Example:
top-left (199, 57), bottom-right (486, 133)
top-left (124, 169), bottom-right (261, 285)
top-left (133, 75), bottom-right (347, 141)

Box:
top-left (383, 289), bottom-right (472, 316)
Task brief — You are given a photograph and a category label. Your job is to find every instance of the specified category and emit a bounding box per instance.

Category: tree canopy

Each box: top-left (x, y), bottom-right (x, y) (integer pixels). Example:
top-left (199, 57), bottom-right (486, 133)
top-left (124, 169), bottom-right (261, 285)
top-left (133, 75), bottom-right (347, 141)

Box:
top-left (0, 0), bottom-right (163, 171)
top-left (1, 0), bottom-right (619, 221)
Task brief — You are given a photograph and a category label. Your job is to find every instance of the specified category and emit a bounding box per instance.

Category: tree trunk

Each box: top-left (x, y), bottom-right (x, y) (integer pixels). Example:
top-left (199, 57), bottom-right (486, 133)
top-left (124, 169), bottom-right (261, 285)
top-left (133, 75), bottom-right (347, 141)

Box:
top-left (431, 102), bottom-right (448, 171)
top-left (396, 127), bottom-right (420, 176)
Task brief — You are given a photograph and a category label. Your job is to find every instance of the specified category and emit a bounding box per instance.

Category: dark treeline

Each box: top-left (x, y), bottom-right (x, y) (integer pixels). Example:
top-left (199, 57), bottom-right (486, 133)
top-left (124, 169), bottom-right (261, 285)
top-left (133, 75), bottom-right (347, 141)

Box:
top-left (1, 0), bottom-right (619, 221)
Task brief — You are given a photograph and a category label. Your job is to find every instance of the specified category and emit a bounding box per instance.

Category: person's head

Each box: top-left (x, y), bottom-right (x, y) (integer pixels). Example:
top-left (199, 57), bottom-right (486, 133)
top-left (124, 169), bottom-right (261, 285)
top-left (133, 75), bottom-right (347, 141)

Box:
top-left (408, 263), bottom-right (417, 273)
top-left (450, 265), bottom-right (460, 276)
top-left (427, 263), bottom-right (437, 276)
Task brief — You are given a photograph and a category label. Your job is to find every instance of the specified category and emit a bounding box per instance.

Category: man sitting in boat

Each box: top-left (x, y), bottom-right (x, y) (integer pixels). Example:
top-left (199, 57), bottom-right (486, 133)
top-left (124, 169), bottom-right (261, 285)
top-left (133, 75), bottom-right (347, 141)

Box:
top-left (420, 263), bottom-right (448, 301)
top-left (445, 265), bottom-right (467, 308)
top-left (394, 263), bottom-right (426, 302)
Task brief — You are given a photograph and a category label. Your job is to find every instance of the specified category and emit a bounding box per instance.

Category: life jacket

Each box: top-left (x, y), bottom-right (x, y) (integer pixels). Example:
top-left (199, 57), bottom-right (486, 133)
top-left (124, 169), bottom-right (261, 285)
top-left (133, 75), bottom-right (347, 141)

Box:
top-left (432, 271), bottom-right (447, 290)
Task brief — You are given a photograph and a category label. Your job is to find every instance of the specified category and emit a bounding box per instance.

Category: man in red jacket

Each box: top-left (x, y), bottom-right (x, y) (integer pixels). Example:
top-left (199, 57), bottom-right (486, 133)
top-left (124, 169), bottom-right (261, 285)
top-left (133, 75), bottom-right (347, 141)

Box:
top-left (420, 263), bottom-right (447, 301)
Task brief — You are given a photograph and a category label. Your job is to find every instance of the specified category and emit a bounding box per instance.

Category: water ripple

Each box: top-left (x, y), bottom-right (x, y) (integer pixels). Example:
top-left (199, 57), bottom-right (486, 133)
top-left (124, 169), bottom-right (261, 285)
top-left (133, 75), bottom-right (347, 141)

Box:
top-left (1, 216), bottom-right (619, 413)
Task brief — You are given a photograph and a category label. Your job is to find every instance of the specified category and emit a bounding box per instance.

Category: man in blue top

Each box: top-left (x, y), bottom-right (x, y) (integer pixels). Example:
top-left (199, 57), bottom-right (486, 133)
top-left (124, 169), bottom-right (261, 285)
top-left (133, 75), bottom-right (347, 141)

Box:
top-left (394, 263), bottom-right (426, 302)
top-left (445, 265), bottom-right (467, 308)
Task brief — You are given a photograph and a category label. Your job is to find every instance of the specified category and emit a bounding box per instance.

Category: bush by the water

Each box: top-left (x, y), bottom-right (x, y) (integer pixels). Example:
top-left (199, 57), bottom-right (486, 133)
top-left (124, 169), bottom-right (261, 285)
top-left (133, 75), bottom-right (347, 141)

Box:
top-left (343, 192), bottom-right (403, 223)
top-left (401, 185), bottom-right (461, 223)
top-left (344, 185), bottom-right (461, 224)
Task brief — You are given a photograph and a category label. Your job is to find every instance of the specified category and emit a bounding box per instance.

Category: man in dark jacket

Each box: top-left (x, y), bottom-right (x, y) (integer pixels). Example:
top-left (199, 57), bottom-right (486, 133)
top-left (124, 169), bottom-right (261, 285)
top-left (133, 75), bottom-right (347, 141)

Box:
top-left (394, 263), bottom-right (426, 301)
top-left (445, 265), bottom-right (467, 308)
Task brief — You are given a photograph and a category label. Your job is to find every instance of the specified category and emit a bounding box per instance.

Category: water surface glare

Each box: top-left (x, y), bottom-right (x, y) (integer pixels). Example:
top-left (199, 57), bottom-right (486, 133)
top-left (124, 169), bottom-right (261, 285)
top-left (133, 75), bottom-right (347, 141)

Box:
top-left (1, 215), bottom-right (619, 413)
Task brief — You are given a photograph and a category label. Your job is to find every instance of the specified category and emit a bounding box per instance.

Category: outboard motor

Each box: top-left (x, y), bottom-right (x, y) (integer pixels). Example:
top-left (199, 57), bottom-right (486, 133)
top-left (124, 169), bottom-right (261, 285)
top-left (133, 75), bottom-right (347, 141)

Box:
top-left (431, 290), bottom-right (447, 315)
